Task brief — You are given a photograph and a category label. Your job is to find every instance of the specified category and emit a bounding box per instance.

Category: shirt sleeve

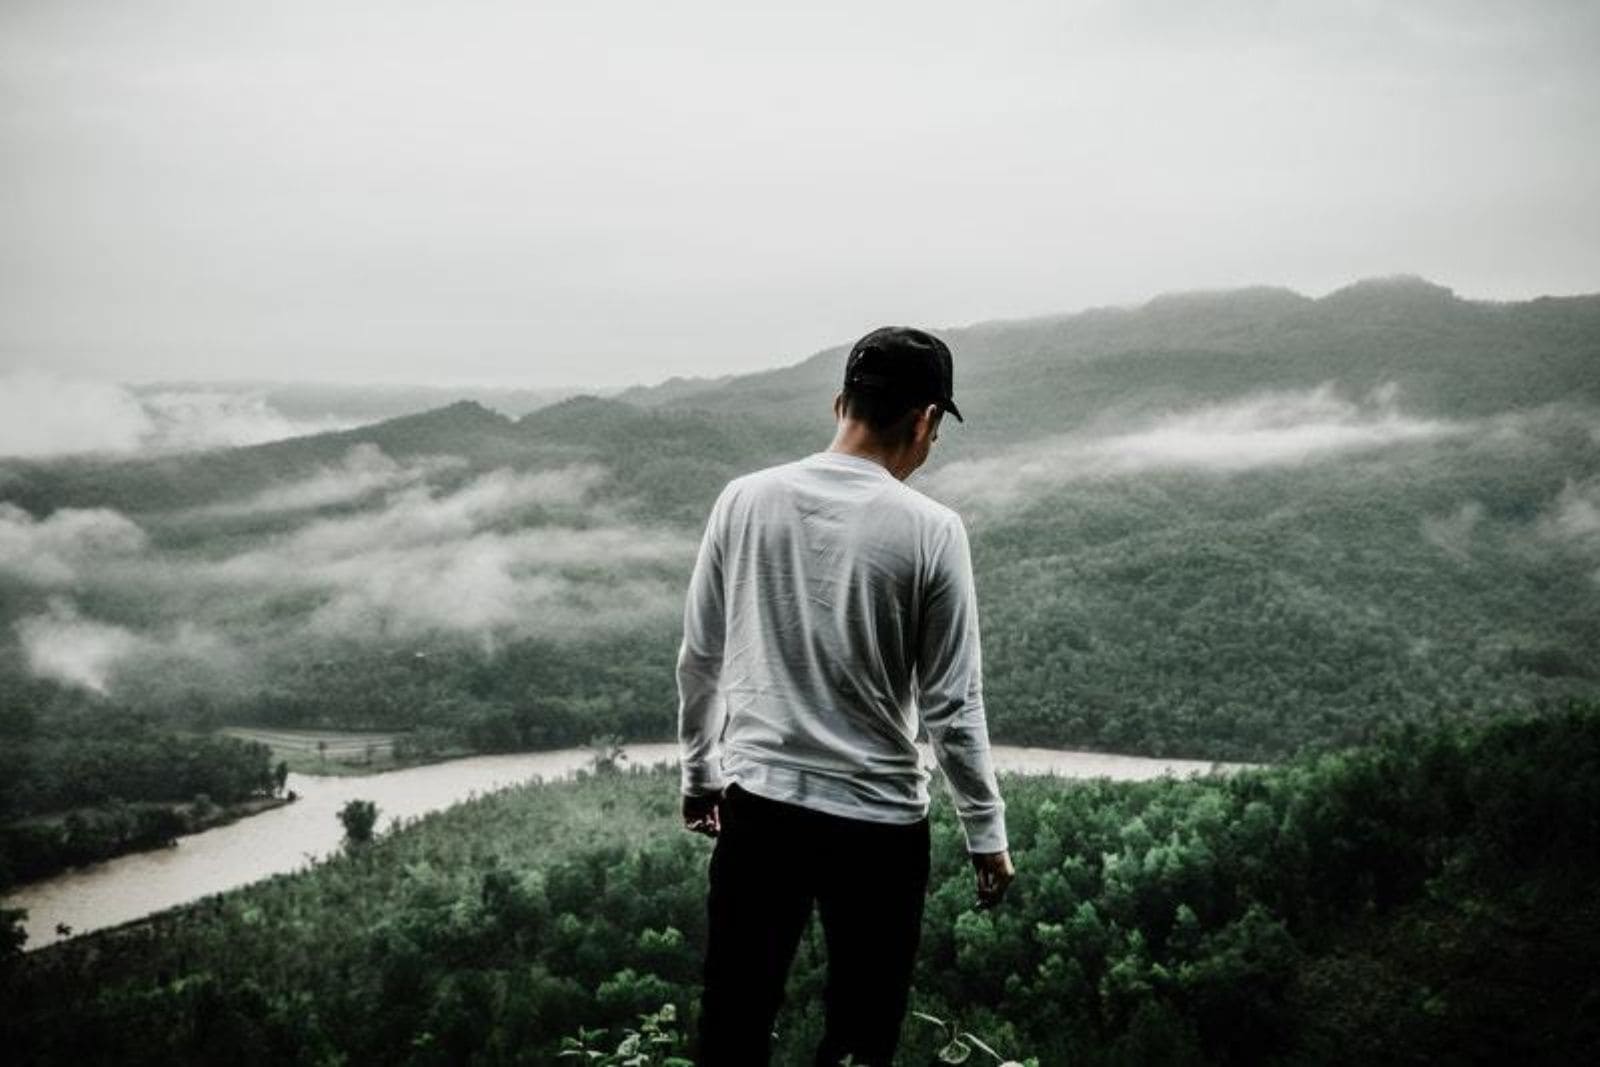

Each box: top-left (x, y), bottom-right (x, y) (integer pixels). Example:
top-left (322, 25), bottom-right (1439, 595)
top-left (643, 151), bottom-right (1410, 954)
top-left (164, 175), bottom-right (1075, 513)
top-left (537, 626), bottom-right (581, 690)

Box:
top-left (916, 513), bottom-right (1009, 854)
top-left (676, 485), bottom-right (731, 797)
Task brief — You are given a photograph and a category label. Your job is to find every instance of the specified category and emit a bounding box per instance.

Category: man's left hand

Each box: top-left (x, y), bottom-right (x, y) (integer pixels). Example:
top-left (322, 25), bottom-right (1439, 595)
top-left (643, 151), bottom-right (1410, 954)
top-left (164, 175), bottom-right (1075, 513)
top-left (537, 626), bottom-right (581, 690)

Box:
top-left (682, 790), bottom-right (723, 837)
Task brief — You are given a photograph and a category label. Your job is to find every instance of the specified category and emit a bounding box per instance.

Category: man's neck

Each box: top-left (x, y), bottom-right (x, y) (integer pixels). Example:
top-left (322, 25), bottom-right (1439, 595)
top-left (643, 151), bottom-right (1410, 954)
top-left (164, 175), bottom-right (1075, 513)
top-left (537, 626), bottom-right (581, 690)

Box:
top-left (825, 445), bottom-right (893, 472)
top-left (826, 432), bottom-right (911, 481)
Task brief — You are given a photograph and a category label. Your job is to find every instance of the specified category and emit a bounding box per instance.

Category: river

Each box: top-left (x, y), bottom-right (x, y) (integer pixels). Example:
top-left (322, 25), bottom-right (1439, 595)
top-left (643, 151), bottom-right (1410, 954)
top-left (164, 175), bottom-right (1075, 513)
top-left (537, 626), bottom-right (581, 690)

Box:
top-left (6, 742), bottom-right (1248, 952)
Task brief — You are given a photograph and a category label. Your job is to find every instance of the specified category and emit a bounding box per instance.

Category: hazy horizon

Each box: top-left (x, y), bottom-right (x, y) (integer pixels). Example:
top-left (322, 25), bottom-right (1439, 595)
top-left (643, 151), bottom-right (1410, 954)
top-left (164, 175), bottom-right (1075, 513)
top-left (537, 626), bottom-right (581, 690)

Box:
top-left (0, 271), bottom-right (1594, 460)
top-left (108, 272), bottom-right (1600, 393)
top-left (4, 0), bottom-right (1599, 393)
top-left (11, 270), bottom-right (1600, 398)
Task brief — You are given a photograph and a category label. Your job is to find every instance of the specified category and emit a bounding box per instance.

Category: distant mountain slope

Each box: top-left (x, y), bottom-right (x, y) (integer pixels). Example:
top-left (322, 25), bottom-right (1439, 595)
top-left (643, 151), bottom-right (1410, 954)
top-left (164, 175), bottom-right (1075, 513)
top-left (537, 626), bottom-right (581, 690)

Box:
top-left (617, 276), bottom-right (1600, 449)
top-left (0, 401), bottom-right (523, 516)
top-left (0, 393), bottom-right (823, 527)
top-left (1, 276), bottom-right (1596, 766)
top-left (126, 380), bottom-right (614, 422)
top-left (513, 396), bottom-right (821, 524)
top-left (8, 275), bottom-right (1594, 518)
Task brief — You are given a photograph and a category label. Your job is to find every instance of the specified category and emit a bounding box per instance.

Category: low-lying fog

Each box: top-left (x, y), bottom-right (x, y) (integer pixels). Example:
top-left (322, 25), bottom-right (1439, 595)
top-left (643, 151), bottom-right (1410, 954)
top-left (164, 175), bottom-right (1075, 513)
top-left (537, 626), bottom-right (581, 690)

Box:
top-left (3, 383), bottom-right (1596, 704)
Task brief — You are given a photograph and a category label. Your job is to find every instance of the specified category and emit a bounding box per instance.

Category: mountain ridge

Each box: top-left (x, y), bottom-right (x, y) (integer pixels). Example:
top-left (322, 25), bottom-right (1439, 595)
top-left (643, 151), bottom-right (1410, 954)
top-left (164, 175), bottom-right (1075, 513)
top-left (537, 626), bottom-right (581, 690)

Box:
top-left (609, 277), bottom-right (1600, 443)
top-left (4, 276), bottom-right (1597, 513)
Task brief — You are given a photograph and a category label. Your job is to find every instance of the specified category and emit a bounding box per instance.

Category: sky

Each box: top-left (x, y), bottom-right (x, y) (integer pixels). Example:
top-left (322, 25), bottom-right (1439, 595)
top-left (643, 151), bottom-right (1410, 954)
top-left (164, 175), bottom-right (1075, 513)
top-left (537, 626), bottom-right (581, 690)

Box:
top-left (2, 0), bottom-right (1598, 390)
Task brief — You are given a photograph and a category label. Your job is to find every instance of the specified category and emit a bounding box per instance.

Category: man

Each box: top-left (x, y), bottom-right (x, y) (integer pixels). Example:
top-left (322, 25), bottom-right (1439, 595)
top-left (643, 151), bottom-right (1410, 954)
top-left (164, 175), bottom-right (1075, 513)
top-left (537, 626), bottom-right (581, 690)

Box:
top-left (677, 325), bottom-right (1016, 1067)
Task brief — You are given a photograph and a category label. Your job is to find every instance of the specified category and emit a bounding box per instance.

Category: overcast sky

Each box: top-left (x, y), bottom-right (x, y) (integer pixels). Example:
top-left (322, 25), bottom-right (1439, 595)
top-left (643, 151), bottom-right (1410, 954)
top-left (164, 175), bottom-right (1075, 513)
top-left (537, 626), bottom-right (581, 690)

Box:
top-left (3, 0), bottom-right (1597, 390)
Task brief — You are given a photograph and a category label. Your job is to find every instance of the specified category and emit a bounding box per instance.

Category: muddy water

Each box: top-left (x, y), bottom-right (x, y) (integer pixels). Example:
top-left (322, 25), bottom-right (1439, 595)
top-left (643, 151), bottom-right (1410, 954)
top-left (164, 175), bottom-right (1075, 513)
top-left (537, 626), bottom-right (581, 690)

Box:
top-left (6, 742), bottom-right (1247, 951)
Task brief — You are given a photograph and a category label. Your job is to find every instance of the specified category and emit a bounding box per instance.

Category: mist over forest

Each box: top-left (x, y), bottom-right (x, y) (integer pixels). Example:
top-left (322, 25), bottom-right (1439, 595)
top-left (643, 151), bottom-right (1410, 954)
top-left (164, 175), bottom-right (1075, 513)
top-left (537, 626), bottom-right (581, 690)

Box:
top-left (5, 275), bottom-right (1600, 1064)
top-left (3, 276), bottom-right (1596, 763)
top-left (5, 0), bottom-right (1599, 1058)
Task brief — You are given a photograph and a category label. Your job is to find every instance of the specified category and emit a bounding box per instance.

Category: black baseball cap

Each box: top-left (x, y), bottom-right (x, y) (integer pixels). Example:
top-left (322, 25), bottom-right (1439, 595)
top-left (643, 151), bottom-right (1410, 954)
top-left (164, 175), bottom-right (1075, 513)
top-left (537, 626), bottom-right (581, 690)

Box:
top-left (842, 326), bottom-right (964, 423)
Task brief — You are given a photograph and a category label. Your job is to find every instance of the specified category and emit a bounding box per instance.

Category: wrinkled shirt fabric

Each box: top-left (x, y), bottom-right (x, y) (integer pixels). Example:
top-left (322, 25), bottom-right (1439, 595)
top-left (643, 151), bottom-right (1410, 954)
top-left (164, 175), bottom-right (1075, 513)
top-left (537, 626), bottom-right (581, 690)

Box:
top-left (676, 449), bottom-right (1008, 854)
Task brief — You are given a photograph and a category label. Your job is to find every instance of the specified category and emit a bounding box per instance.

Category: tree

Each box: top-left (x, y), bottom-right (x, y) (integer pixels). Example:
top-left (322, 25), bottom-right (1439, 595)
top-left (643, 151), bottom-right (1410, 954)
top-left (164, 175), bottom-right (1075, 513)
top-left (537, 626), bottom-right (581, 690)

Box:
top-left (1, 906), bottom-right (26, 961)
top-left (273, 760), bottom-right (290, 797)
top-left (587, 734), bottom-right (627, 776)
top-left (339, 799), bottom-right (379, 845)
top-left (191, 793), bottom-right (218, 820)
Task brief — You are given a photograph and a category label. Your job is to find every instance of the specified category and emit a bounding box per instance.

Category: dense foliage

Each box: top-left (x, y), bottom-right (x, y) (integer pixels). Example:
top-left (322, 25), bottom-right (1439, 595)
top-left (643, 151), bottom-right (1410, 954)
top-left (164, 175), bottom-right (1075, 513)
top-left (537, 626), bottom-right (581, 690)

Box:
top-left (974, 408), bottom-right (1600, 757)
top-left (339, 799), bottom-right (379, 845)
top-left (0, 690), bottom-right (277, 888)
top-left (5, 707), bottom-right (1596, 1064)
top-left (622, 278), bottom-right (1600, 442)
top-left (3, 279), bottom-right (1599, 885)
top-left (4, 400), bottom-right (1596, 773)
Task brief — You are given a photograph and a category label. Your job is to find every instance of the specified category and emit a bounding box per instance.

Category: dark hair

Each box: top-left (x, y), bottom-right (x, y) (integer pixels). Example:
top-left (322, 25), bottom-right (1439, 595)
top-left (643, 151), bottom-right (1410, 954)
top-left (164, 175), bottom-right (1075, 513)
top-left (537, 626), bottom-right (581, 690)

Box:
top-left (839, 386), bottom-right (934, 441)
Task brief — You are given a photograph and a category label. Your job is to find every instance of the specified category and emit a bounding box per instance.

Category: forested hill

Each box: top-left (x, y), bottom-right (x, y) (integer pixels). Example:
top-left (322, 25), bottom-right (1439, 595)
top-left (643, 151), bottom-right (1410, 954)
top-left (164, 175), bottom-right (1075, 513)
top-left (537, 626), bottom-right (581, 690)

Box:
top-left (5, 275), bottom-right (1596, 513)
top-left (0, 396), bottom-right (813, 522)
top-left (1, 277), bottom-right (1597, 795)
top-left (615, 276), bottom-right (1600, 447)
top-left (5, 707), bottom-right (1597, 1064)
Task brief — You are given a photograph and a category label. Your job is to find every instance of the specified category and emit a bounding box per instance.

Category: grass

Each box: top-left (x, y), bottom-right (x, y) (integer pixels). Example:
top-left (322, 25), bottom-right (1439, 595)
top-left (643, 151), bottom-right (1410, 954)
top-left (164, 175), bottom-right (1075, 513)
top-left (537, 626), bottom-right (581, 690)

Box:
top-left (216, 726), bottom-right (473, 777)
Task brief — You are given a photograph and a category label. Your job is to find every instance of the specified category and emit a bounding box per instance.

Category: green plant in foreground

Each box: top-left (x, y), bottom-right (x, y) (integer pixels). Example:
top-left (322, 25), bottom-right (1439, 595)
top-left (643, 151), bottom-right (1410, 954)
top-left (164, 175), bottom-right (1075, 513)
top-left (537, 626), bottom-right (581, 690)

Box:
top-left (588, 733), bottom-right (629, 776)
top-left (911, 1010), bottom-right (1038, 1067)
top-left (558, 1001), bottom-right (693, 1065)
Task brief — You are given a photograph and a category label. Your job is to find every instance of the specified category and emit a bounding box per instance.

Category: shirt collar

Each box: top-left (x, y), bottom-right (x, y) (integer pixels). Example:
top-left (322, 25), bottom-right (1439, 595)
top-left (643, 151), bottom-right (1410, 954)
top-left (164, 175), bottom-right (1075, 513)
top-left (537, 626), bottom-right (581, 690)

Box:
top-left (809, 450), bottom-right (895, 478)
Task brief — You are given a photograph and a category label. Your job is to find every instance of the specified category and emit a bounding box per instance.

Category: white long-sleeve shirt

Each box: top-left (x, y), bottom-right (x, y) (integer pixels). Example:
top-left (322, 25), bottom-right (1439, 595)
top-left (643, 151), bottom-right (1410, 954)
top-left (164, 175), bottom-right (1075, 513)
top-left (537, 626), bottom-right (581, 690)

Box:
top-left (676, 448), bottom-right (1009, 854)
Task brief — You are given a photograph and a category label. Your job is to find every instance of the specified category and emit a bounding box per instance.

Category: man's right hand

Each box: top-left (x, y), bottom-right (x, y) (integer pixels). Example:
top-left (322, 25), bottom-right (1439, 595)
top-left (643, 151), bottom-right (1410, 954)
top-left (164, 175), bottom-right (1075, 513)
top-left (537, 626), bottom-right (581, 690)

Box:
top-left (682, 790), bottom-right (723, 837)
top-left (970, 849), bottom-right (1015, 910)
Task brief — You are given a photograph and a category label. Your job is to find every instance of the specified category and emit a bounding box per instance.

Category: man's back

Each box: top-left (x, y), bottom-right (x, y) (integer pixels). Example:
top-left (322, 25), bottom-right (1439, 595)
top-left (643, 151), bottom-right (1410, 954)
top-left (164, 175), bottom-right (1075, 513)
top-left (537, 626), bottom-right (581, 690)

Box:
top-left (677, 448), bottom-right (1008, 854)
top-left (683, 327), bottom-right (1014, 1066)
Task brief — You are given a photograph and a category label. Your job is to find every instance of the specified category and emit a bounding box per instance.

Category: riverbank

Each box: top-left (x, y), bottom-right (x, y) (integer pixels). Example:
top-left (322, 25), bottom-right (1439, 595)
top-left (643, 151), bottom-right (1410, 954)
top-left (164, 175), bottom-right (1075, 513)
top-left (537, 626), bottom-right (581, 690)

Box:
top-left (1, 793), bottom-right (294, 895)
top-left (4, 726), bottom-right (1239, 898)
top-left (9, 710), bottom-right (1594, 1065)
top-left (221, 727), bottom-right (1255, 780)
top-left (214, 726), bottom-right (476, 776)
top-left (4, 741), bottom-right (1251, 951)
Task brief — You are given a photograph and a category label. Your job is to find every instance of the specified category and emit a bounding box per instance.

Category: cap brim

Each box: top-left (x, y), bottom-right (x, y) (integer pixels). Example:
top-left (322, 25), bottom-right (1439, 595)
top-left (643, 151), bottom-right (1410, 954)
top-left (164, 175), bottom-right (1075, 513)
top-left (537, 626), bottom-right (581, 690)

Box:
top-left (942, 398), bottom-right (964, 423)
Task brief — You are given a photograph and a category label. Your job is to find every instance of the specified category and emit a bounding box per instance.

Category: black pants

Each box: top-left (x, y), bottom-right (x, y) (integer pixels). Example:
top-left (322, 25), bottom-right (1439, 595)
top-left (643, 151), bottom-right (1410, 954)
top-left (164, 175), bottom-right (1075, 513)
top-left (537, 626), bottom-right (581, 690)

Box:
top-left (696, 781), bottom-right (932, 1067)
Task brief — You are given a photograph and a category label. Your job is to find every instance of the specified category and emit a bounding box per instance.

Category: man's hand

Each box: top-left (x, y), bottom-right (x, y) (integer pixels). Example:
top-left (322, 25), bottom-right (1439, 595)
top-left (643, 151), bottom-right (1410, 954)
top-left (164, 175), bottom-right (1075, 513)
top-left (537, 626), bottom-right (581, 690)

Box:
top-left (682, 789), bottom-right (723, 837)
top-left (970, 849), bottom-right (1015, 910)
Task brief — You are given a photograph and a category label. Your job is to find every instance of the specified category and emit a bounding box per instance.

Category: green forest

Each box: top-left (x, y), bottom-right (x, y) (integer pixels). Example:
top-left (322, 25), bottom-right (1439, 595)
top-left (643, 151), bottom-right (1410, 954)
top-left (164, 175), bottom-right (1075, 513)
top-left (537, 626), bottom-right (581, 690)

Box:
top-left (5, 707), bottom-right (1597, 1064)
top-left (2, 279), bottom-right (1599, 882)
top-left (3, 279), bottom-right (1600, 1060)
top-left (0, 699), bottom-right (282, 888)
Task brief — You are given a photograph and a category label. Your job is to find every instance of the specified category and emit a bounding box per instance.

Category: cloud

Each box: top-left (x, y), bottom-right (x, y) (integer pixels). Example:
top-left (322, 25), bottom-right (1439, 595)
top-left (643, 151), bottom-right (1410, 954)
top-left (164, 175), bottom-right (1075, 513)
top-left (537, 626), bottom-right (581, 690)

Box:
top-left (0, 501), bottom-right (149, 584)
top-left (925, 383), bottom-right (1467, 509)
top-left (190, 463), bottom-right (690, 643)
top-left (207, 463), bottom-right (614, 560)
top-left (299, 555), bottom-right (685, 646)
top-left (14, 596), bottom-right (243, 695)
top-left (1544, 478), bottom-right (1600, 542)
top-left (14, 597), bottom-right (150, 694)
top-left (1421, 501), bottom-right (1486, 563)
top-left (129, 460), bottom-right (672, 640)
top-left (0, 371), bottom-right (361, 458)
top-left (4, 461), bottom-right (688, 694)
top-left (0, 372), bottom-right (155, 458)
top-left (1516, 476), bottom-right (1600, 588)
top-left (192, 442), bottom-right (468, 517)
top-left (133, 387), bottom-right (362, 451)
top-left (1535, 477), bottom-right (1600, 555)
